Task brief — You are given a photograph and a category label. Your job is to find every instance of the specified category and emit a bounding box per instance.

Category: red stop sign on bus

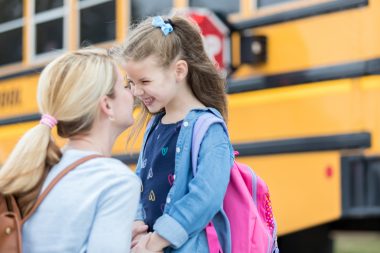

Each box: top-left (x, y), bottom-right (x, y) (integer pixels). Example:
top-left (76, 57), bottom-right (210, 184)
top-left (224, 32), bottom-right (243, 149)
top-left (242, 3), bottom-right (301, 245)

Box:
top-left (178, 8), bottom-right (230, 73)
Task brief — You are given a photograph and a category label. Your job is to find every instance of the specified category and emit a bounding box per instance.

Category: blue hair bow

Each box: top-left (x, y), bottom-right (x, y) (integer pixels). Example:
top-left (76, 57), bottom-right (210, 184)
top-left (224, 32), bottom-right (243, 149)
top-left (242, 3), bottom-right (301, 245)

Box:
top-left (152, 16), bottom-right (173, 36)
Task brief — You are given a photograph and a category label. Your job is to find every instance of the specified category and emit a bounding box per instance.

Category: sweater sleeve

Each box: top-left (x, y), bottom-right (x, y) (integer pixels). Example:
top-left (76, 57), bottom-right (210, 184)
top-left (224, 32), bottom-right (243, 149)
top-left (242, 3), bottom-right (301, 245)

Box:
top-left (86, 171), bottom-right (140, 253)
top-left (153, 123), bottom-right (234, 248)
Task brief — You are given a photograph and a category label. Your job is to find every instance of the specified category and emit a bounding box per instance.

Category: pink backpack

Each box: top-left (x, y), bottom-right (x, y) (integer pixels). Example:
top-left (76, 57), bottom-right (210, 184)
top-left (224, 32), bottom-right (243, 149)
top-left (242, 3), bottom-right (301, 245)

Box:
top-left (192, 113), bottom-right (279, 253)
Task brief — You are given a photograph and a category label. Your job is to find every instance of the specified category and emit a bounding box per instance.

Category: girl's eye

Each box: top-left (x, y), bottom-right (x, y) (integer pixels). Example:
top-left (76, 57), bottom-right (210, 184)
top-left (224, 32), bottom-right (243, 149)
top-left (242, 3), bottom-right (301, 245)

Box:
top-left (142, 80), bottom-right (151, 84)
top-left (125, 80), bottom-right (134, 89)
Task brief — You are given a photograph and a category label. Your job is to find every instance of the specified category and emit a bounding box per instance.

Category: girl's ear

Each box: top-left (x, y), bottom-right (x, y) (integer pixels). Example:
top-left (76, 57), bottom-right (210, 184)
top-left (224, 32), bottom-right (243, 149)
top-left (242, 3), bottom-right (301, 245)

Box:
top-left (175, 60), bottom-right (188, 82)
top-left (99, 95), bottom-right (115, 120)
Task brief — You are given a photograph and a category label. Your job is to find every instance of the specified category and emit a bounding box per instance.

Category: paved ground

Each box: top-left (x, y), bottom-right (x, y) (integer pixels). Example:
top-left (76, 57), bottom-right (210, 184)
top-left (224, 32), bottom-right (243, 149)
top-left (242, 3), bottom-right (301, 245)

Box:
top-left (332, 231), bottom-right (380, 253)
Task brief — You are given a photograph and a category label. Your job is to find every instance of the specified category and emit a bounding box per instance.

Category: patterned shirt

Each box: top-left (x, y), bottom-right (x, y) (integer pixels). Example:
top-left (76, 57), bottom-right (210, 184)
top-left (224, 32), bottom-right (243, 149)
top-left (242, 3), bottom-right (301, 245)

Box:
top-left (140, 120), bottom-right (182, 231)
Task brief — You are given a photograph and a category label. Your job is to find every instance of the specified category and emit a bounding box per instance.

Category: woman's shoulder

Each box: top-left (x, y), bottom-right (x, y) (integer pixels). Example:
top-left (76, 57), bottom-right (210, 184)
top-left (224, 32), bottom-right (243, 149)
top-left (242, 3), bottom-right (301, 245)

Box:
top-left (60, 150), bottom-right (139, 183)
top-left (87, 157), bottom-right (139, 181)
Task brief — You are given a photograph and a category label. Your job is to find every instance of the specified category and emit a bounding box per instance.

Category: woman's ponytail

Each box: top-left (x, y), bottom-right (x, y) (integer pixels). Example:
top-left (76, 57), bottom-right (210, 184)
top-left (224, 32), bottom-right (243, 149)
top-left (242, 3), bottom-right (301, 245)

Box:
top-left (0, 123), bottom-right (62, 216)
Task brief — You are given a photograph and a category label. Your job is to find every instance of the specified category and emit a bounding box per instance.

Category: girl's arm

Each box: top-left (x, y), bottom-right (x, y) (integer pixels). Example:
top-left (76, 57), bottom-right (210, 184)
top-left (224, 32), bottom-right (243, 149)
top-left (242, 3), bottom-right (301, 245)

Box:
top-left (153, 123), bottom-right (233, 249)
top-left (86, 173), bottom-right (140, 253)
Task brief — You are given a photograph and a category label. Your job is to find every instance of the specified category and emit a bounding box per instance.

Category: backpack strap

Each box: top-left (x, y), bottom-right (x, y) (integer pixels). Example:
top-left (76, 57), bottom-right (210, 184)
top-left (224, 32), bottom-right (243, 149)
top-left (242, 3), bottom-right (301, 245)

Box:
top-left (191, 113), bottom-right (229, 253)
top-left (191, 113), bottom-right (228, 175)
top-left (21, 154), bottom-right (103, 224)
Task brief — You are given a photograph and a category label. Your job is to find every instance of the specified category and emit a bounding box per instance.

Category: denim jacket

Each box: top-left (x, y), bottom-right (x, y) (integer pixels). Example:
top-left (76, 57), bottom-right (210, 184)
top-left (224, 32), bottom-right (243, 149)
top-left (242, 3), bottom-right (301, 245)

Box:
top-left (135, 108), bottom-right (234, 253)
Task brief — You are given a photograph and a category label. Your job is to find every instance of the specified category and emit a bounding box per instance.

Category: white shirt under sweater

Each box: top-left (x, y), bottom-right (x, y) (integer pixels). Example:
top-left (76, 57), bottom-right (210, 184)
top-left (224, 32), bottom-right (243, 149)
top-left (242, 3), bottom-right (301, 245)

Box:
top-left (22, 149), bottom-right (140, 253)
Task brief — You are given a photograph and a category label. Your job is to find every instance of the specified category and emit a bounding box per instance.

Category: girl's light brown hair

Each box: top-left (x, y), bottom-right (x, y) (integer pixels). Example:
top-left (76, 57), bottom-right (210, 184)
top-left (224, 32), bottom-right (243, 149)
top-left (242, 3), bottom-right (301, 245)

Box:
top-left (0, 48), bottom-right (118, 216)
top-left (122, 15), bottom-right (228, 146)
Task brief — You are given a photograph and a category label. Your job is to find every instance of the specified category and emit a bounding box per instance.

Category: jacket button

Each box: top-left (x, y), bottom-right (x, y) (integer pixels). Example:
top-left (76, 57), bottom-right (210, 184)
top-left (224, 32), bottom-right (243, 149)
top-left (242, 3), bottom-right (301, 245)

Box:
top-left (4, 227), bottom-right (12, 235)
top-left (176, 147), bottom-right (181, 153)
top-left (183, 121), bottom-right (189, 127)
top-left (166, 197), bottom-right (171, 203)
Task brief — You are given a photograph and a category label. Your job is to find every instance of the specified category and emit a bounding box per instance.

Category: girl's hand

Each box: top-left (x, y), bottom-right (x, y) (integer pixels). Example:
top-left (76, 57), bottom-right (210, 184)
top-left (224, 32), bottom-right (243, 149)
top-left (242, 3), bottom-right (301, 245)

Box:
top-left (145, 232), bottom-right (170, 252)
top-left (131, 221), bottom-right (149, 248)
top-left (131, 233), bottom-right (163, 253)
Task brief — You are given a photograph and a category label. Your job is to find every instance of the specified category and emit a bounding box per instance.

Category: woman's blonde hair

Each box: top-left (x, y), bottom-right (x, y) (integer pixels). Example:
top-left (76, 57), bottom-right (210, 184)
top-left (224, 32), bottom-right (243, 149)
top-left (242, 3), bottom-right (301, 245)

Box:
top-left (0, 48), bottom-right (119, 216)
top-left (122, 15), bottom-right (228, 146)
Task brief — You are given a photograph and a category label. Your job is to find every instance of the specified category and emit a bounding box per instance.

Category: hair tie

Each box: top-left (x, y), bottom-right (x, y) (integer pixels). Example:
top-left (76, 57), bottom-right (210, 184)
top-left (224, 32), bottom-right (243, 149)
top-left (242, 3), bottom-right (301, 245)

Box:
top-left (40, 114), bottom-right (58, 129)
top-left (152, 16), bottom-right (173, 36)
top-left (166, 18), bottom-right (174, 27)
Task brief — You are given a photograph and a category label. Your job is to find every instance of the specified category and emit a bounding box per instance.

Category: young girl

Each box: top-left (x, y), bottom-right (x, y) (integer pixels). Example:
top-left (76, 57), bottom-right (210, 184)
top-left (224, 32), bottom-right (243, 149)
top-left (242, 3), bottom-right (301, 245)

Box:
top-left (123, 16), bottom-right (234, 253)
top-left (0, 48), bottom-right (140, 252)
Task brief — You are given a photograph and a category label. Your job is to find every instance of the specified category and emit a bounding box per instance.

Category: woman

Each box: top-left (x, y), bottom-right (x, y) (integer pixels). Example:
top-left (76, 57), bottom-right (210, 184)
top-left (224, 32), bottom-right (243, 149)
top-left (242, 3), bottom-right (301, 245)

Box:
top-left (0, 48), bottom-right (140, 253)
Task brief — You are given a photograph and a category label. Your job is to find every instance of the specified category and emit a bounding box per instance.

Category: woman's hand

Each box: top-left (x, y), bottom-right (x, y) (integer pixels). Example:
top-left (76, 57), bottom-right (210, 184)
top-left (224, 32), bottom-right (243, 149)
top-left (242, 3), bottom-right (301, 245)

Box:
top-left (131, 233), bottom-right (163, 253)
top-left (144, 232), bottom-right (170, 252)
top-left (131, 221), bottom-right (149, 248)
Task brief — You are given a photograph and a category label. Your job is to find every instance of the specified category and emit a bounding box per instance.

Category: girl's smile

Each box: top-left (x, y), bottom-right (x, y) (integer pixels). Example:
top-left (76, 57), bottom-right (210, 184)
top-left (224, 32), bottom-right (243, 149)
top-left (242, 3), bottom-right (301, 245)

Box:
top-left (141, 97), bottom-right (155, 107)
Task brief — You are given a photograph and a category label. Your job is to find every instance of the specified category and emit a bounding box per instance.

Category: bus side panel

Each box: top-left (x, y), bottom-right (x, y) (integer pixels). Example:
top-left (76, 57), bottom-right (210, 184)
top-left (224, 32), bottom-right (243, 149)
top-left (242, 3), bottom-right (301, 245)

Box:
top-left (238, 152), bottom-right (341, 235)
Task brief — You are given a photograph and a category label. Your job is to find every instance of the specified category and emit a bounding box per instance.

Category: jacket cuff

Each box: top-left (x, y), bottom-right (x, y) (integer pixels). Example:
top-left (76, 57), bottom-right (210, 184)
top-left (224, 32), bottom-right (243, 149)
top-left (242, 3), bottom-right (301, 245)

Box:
top-left (153, 214), bottom-right (189, 249)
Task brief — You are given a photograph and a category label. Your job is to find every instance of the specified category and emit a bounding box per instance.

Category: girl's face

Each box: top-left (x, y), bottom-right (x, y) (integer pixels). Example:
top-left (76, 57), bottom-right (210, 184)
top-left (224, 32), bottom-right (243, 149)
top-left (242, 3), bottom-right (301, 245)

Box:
top-left (109, 68), bottom-right (135, 129)
top-left (124, 55), bottom-right (179, 114)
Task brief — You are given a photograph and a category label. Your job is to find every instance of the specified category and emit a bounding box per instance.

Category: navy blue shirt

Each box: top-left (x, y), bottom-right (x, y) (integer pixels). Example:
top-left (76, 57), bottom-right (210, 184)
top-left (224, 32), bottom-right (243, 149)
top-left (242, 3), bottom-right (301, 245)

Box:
top-left (140, 119), bottom-right (182, 231)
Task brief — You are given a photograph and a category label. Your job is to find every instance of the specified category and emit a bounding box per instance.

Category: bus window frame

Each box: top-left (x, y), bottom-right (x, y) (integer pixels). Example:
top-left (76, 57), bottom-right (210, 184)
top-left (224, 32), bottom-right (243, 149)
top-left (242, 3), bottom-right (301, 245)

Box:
top-left (232, 0), bottom-right (345, 21)
top-left (231, 0), bottom-right (368, 30)
top-left (28, 0), bottom-right (67, 64)
top-left (0, 0), bottom-right (124, 78)
top-left (253, 0), bottom-right (333, 14)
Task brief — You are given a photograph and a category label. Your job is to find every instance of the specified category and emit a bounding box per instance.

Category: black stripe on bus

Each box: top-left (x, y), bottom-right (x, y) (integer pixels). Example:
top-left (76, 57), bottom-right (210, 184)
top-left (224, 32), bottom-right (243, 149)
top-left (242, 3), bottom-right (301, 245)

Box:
top-left (234, 132), bottom-right (370, 156)
top-left (232, 0), bottom-right (368, 30)
top-left (0, 67), bottom-right (44, 82)
top-left (0, 113), bottom-right (40, 125)
top-left (227, 58), bottom-right (380, 94)
top-left (113, 132), bottom-right (370, 164)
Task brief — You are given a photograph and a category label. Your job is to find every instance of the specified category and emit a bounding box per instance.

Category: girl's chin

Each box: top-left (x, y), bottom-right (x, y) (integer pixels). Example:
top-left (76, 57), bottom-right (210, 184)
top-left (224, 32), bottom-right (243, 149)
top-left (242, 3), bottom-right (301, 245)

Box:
top-left (146, 105), bottom-right (164, 114)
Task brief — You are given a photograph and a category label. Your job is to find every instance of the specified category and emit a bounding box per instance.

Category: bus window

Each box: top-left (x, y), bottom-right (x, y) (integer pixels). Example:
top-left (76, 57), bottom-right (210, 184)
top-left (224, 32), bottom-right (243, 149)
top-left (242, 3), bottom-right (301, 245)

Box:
top-left (36, 19), bottom-right (63, 54)
top-left (0, 0), bottom-right (23, 66)
top-left (189, 0), bottom-right (239, 15)
top-left (35, 0), bottom-right (63, 13)
top-left (33, 0), bottom-right (65, 56)
top-left (131, 0), bottom-right (172, 24)
top-left (79, 0), bottom-right (116, 45)
top-left (0, 0), bottom-right (23, 23)
top-left (257, 0), bottom-right (298, 8)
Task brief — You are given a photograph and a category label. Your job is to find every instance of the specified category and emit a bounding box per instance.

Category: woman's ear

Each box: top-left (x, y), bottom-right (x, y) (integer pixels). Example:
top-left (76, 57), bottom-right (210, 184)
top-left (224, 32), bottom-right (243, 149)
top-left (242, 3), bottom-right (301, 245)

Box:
top-left (175, 60), bottom-right (188, 82)
top-left (99, 95), bottom-right (115, 120)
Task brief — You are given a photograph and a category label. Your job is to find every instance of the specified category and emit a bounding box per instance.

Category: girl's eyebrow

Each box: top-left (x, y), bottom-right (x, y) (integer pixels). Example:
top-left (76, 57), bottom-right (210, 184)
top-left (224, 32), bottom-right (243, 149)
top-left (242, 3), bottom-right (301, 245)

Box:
top-left (137, 76), bottom-right (152, 82)
top-left (125, 75), bottom-right (150, 82)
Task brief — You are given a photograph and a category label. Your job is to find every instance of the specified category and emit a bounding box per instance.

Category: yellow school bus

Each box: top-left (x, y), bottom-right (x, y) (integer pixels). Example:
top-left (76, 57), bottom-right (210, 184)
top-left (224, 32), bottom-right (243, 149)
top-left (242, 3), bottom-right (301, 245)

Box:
top-left (1, 1), bottom-right (379, 252)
